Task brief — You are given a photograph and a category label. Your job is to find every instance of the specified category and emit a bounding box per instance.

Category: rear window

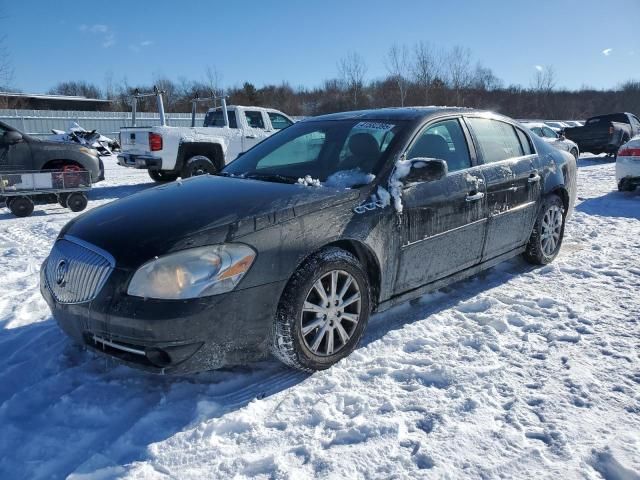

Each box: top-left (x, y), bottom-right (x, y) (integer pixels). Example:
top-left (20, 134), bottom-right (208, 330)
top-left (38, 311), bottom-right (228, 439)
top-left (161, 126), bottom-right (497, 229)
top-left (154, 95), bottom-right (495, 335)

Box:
top-left (203, 110), bottom-right (237, 128)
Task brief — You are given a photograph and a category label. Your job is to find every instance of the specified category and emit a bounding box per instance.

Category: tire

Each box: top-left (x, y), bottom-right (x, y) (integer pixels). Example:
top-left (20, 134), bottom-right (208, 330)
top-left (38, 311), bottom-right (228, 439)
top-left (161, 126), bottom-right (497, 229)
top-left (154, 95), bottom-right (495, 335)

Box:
top-left (570, 148), bottom-right (578, 160)
top-left (148, 170), bottom-right (179, 183)
top-left (58, 193), bottom-right (69, 208)
top-left (9, 196), bottom-right (34, 217)
top-left (181, 155), bottom-right (217, 179)
top-left (271, 247), bottom-right (371, 371)
top-left (523, 195), bottom-right (566, 265)
top-left (66, 192), bottom-right (88, 212)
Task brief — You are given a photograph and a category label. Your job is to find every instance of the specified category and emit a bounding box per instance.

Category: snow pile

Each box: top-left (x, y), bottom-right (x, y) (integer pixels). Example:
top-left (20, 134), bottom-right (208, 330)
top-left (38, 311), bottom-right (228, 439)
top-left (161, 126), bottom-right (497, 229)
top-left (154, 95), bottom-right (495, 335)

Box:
top-left (324, 169), bottom-right (375, 189)
top-left (387, 158), bottom-right (436, 213)
top-left (0, 154), bottom-right (639, 479)
top-left (297, 175), bottom-right (321, 187)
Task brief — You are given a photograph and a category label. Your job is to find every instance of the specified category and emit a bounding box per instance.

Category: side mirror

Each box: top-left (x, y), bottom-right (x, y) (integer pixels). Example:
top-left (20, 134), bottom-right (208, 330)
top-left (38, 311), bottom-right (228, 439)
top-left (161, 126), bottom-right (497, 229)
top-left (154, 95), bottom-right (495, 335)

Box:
top-left (1, 131), bottom-right (23, 145)
top-left (558, 134), bottom-right (566, 141)
top-left (403, 158), bottom-right (448, 183)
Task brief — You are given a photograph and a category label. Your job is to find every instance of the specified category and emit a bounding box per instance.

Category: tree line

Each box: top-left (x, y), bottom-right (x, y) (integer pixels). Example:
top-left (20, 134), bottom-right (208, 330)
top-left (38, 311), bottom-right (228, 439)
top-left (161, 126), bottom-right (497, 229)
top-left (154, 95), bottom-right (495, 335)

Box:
top-left (9, 41), bottom-right (640, 119)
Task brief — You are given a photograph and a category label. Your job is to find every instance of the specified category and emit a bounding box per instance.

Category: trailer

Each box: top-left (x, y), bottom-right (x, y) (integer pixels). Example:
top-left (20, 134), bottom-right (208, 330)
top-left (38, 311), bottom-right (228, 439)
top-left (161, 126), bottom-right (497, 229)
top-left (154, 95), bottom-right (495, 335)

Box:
top-left (1, 170), bottom-right (91, 217)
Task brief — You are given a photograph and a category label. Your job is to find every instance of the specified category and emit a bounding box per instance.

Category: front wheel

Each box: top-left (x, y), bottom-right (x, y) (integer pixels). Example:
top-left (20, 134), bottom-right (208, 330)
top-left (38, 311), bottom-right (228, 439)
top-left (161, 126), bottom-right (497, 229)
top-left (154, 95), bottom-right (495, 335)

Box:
top-left (148, 170), bottom-right (179, 183)
top-left (9, 196), bottom-right (34, 217)
top-left (523, 195), bottom-right (566, 265)
top-left (181, 155), bottom-right (217, 179)
top-left (271, 247), bottom-right (371, 371)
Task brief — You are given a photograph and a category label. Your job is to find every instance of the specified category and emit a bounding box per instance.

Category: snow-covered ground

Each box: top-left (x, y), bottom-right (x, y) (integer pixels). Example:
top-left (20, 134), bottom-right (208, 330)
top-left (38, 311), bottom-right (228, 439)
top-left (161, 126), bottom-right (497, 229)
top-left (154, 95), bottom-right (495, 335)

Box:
top-left (0, 155), bottom-right (638, 480)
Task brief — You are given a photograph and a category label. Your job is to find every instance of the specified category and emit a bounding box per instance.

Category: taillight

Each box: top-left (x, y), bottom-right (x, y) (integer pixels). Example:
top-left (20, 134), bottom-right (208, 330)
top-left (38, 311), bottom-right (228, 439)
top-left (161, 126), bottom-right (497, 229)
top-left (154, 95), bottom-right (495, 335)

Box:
top-left (149, 132), bottom-right (163, 151)
top-left (618, 147), bottom-right (640, 157)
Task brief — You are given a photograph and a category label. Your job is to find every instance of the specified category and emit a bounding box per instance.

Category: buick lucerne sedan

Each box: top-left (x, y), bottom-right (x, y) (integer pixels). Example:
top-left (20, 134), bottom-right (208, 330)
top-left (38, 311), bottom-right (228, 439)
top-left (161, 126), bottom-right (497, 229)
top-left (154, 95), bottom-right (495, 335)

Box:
top-left (41, 108), bottom-right (577, 373)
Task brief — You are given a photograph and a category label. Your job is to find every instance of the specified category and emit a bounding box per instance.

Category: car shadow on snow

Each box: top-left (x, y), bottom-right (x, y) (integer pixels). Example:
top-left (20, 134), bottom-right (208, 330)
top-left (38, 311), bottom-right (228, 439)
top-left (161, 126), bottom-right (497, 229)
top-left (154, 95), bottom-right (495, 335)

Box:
top-left (576, 190), bottom-right (640, 219)
top-left (0, 256), bottom-right (534, 479)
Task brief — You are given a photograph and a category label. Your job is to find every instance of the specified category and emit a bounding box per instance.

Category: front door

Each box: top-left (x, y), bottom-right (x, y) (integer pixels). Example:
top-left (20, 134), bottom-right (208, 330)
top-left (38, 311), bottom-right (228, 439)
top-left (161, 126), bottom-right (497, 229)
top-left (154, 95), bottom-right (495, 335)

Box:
top-left (394, 117), bottom-right (488, 295)
top-left (464, 117), bottom-right (542, 260)
top-left (0, 125), bottom-right (32, 171)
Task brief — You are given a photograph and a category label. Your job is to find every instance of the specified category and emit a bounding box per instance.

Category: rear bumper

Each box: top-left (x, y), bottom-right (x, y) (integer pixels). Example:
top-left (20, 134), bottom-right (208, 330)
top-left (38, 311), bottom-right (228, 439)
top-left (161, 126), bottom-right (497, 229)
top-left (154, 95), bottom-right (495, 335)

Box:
top-left (616, 157), bottom-right (640, 183)
top-left (117, 153), bottom-right (162, 170)
top-left (40, 262), bottom-right (286, 374)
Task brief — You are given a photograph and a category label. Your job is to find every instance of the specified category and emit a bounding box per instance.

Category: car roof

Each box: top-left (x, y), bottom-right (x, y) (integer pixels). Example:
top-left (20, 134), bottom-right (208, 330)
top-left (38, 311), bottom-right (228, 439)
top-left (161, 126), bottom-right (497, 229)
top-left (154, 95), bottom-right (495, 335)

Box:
top-left (521, 122), bottom-right (548, 128)
top-left (304, 106), bottom-right (488, 122)
top-left (207, 105), bottom-right (283, 114)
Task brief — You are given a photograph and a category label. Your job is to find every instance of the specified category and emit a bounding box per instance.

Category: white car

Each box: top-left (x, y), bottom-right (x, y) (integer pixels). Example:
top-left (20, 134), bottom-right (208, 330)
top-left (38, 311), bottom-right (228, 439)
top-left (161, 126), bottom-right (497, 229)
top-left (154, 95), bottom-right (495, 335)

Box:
top-left (616, 136), bottom-right (640, 191)
top-left (544, 121), bottom-right (570, 133)
top-left (521, 122), bottom-right (579, 159)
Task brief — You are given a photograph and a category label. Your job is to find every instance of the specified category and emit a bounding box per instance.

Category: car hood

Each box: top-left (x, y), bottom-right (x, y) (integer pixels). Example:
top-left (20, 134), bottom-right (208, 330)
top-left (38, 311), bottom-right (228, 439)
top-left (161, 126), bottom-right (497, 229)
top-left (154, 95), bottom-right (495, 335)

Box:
top-left (62, 175), bottom-right (360, 268)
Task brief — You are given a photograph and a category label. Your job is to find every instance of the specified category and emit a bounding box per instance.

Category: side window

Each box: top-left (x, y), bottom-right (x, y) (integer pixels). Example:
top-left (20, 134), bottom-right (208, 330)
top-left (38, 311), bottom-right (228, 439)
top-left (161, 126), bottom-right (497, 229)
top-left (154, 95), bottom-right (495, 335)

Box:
top-left (541, 127), bottom-right (558, 138)
top-left (268, 112), bottom-right (293, 130)
top-left (256, 131), bottom-right (326, 169)
top-left (407, 118), bottom-right (471, 173)
top-left (203, 110), bottom-right (237, 128)
top-left (516, 128), bottom-right (534, 155)
top-left (630, 115), bottom-right (640, 131)
top-left (466, 118), bottom-right (524, 164)
top-left (245, 111), bottom-right (266, 129)
top-left (516, 128), bottom-right (536, 155)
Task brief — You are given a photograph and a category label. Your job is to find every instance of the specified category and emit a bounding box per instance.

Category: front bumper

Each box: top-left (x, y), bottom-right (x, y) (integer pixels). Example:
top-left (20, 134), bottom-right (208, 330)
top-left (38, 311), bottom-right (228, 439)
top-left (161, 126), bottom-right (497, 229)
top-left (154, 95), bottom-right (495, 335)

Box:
top-left (40, 262), bottom-right (286, 374)
top-left (117, 152), bottom-right (162, 170)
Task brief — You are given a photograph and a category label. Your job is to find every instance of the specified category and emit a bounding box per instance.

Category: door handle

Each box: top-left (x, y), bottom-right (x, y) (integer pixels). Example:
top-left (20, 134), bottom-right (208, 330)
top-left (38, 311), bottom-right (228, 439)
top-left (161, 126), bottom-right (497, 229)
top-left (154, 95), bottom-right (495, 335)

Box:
top-left (528, 173), bottom-right (541, 183)
top-left (465, 191), bottom-right (485, 202)
top-left (245, 135), bottom-right (257, 139)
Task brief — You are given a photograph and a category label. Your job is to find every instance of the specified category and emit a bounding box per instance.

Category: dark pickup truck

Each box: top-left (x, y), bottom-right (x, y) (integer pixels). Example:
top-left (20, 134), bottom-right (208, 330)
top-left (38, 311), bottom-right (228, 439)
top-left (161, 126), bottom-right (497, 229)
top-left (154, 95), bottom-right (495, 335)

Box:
top-left (564, 112), bottom-right (640, 156)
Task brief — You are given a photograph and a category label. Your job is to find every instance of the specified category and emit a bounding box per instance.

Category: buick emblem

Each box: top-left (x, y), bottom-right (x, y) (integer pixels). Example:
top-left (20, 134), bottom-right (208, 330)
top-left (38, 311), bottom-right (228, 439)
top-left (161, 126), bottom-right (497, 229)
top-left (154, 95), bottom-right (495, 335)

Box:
top-left (55, 259), bottom-right (68, 286)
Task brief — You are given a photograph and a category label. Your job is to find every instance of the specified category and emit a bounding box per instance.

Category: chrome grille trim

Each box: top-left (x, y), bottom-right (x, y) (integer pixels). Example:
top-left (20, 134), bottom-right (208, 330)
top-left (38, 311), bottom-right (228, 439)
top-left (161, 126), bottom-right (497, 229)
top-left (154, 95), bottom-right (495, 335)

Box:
top-left (44, 235), bottom-right (115, 304)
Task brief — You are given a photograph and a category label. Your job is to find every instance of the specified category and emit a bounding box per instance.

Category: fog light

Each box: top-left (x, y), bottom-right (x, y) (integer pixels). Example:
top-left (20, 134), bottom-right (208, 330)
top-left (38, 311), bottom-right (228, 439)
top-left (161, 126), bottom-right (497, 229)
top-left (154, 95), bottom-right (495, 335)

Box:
top-left (146, 347), bottom-right (172, 367)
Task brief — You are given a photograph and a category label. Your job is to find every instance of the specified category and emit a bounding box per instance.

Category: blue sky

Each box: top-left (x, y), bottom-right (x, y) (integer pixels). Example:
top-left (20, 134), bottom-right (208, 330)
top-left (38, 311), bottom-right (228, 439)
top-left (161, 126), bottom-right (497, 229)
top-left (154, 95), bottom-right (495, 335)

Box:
top-left (3, 0), bottom-right (639, 94)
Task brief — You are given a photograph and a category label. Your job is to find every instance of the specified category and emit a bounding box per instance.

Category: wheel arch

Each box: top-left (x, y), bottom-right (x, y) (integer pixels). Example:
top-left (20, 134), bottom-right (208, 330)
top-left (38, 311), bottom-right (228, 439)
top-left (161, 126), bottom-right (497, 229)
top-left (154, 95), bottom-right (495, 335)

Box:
top-left (321, 239), bottom-right (382, 310)
top-left (177, 142), bottom-right (224, 172)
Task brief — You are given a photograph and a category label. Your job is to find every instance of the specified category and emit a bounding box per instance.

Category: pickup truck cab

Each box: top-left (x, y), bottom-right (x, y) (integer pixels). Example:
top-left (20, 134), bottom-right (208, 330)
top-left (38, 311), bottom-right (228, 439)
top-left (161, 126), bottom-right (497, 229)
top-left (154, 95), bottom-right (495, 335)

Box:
top-left (118, 105), bottom-right (294, 182)
top-left (564, 112), bottom-right (640, 157)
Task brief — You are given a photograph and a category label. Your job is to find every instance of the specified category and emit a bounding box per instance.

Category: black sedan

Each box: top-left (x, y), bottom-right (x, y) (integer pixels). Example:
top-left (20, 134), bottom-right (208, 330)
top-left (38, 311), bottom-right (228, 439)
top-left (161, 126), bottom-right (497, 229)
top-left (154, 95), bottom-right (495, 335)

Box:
top-left (40, 108), bottom-right (577, 373)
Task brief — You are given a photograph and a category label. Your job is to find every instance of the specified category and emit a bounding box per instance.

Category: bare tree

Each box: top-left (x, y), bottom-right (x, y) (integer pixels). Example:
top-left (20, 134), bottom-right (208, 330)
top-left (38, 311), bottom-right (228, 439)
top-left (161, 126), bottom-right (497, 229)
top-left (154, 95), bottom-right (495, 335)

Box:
top-left (48, 81), bottom-right (102, 98)
top-left (446, 45), bottom-right (473, 105)
top-left (411, 41), bottom-right (442, 104)
top-left (385, 44), bottom-right (411, 106)
top-left (531, 65), bottom-right (556, 92)
top-left (337, 52), bottom-right (367, 108)
top-left (472, 63), bottom-right (502, 91)
top-left (204, 65), bottom-right (223, 97)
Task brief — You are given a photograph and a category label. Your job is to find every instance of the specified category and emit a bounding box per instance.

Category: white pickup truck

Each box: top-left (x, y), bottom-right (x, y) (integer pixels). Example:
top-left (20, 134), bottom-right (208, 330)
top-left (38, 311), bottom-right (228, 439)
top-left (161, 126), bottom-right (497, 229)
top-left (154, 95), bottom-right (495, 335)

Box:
top-left (118, 97), bottom-right (294, 182)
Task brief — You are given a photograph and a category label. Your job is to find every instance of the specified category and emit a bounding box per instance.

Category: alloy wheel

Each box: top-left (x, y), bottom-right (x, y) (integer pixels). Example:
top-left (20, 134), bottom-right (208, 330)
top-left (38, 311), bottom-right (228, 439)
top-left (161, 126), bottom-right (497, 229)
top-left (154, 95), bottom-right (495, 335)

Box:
top-left (540, 205), bottom-right (563, 256)
top-left (300, 270), bottom-right (361, 357)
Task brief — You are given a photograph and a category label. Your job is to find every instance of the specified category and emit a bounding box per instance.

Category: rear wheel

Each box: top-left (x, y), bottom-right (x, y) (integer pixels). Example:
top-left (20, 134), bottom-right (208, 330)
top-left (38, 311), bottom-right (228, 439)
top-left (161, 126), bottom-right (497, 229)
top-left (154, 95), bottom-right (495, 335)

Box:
top-left (271, 247), bottom-right (371, 371)
top-left (9, 196), bottom-right (34, 217)
top-left (523, 195), bottom-right (565, 265)
top-left (148, 170), bottom-right (179, 182)
top-left (66, 192), bottom-right (88, 212)
top-left (181, 155), bottom-right (217, 179)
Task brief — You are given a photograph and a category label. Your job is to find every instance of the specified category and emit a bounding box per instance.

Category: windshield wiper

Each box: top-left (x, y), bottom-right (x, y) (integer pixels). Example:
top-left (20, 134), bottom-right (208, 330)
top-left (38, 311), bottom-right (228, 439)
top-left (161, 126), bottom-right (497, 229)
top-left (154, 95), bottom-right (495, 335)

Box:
top-left (243, 172), bottom-right (300, 184)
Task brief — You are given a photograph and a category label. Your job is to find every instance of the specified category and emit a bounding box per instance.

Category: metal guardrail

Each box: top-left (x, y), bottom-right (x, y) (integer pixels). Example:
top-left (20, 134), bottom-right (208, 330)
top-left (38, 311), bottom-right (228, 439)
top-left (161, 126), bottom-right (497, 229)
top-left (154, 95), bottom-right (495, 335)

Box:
top-left (0, 109), bottom-right (206, 138)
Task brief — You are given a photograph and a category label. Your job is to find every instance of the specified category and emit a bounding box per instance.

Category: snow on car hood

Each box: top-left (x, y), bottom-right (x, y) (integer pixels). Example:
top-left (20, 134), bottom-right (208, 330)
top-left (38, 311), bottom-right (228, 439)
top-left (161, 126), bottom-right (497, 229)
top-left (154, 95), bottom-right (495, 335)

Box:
top-left (61, 175), bottom-right (358, 268)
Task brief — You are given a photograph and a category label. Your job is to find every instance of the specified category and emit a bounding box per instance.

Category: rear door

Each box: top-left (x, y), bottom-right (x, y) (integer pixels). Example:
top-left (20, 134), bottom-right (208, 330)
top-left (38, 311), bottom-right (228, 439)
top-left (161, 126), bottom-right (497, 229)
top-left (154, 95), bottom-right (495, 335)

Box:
top-left (464, 116), bottom-right (542, 261)
top-left (393, 117), bottom-right (488, 294)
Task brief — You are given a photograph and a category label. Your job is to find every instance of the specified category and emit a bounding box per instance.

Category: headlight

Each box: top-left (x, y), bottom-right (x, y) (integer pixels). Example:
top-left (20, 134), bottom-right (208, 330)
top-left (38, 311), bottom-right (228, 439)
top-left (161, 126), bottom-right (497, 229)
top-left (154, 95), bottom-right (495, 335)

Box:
top-left (127, 244), bottom-right (256, 300)
top-left (79, 146), bottom-right (99, 156)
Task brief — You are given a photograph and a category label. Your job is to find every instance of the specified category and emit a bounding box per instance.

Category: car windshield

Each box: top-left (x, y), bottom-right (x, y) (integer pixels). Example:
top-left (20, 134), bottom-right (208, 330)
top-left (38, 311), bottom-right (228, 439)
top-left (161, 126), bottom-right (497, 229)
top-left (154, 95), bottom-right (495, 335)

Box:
top-left (222, 119), bottom-right (407, 187)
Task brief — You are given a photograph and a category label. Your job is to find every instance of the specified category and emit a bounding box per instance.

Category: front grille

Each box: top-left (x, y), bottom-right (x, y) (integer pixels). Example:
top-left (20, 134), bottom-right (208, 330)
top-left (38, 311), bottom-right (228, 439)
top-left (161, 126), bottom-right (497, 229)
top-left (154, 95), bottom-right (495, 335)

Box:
top-left (44, 235), bottom-right (115, 304)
